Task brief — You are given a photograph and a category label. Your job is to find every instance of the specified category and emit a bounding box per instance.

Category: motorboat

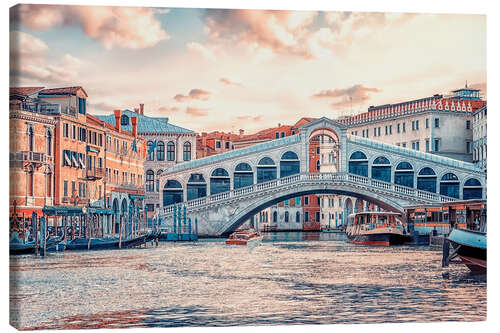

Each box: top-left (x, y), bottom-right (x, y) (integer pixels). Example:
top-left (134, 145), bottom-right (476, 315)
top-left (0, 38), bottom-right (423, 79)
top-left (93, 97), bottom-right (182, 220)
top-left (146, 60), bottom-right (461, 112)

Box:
top-left (225, 230), bottom-right (263, 247)
top-left (346, 211), bottom-right (411, 246)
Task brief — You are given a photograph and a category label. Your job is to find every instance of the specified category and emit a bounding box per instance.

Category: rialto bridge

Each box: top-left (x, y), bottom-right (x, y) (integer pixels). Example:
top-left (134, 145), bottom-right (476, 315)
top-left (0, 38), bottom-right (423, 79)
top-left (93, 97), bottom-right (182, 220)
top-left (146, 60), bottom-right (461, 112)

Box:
top-left (157, 118), bottom-right (486, 236)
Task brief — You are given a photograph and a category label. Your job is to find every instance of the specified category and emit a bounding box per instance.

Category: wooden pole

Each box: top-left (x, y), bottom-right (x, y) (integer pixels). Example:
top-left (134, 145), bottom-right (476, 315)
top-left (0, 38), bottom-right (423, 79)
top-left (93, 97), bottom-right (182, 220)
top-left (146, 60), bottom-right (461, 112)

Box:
top-left (118, 216), bottom-right (122, 249)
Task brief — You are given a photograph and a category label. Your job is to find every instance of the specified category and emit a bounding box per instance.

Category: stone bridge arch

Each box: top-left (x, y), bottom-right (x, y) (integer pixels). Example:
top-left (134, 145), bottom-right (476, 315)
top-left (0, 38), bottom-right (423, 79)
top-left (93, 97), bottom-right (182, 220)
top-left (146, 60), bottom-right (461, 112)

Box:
top-left (199, 183), bottom-right (408, 236)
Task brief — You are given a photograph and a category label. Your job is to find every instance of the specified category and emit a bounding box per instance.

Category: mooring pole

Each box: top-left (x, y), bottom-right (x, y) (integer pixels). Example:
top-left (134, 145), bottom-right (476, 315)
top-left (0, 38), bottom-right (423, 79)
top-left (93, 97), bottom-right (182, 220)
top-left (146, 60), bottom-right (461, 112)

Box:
top-left (442, 238), bottom-right (450, 267)
top-left (40, 216), bottom-right (46, 257)
top-left (177, 205), bottom-right (182, 240)
top-left (33, 212), bottom-right (39, 256)
top-left (173, 205), bottom-right (177, 235)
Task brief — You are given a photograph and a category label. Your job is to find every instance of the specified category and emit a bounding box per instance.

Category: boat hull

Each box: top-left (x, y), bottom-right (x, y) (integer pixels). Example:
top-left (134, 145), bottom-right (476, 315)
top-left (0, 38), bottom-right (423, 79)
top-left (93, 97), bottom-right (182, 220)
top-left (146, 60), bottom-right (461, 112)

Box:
top-left (225, 236), bottom-right (263, 247)
top-left (447, 228), bottom-right (486, 273)
top-left (347, 233), bottom-right (410, 246)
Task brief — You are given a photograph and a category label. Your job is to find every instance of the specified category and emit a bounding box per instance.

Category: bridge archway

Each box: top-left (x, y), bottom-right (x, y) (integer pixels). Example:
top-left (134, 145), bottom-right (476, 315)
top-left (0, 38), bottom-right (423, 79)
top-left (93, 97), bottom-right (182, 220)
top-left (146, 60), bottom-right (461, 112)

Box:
top-left (218, 185), bottom-right (406, 236)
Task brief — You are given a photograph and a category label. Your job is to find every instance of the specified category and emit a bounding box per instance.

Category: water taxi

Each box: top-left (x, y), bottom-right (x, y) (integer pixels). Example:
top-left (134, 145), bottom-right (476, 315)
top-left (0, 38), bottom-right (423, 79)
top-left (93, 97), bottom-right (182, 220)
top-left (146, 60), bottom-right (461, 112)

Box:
top-left (346, 211), bottom-right (411, 246)
top-left (225, 230), bottom-right (263, 247)
top-left (443, 200), bottom-right (486, 273)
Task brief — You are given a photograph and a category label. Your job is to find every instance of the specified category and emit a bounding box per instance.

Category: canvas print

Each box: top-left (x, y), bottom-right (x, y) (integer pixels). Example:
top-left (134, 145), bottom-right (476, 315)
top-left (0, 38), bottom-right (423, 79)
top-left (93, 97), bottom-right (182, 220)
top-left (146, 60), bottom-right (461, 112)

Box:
top-left (9, 3), bottom-right (487, 330)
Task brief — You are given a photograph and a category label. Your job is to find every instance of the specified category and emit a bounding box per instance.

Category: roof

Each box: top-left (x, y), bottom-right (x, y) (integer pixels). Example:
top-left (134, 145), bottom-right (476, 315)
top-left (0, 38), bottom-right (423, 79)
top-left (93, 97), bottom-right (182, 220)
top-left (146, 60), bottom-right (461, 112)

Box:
top-left (93, 109), bottom-right (194, 134)
top-left (39, 86), bottom-right (88, 97)
top-left (10, 87), bottom-right (45, 96)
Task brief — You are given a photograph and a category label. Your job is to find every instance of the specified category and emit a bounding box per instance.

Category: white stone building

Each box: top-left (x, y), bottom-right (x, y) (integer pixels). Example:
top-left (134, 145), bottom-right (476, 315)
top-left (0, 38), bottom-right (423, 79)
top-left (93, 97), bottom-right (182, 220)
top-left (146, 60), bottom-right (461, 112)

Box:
top-left (472, 105), bottom-right (487, 171)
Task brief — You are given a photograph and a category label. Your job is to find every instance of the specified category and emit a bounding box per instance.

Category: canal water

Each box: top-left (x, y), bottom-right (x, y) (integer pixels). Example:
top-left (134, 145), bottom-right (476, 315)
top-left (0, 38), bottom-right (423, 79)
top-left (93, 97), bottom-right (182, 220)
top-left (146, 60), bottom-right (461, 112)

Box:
top-left (10, 232), bottom-right (486, 330)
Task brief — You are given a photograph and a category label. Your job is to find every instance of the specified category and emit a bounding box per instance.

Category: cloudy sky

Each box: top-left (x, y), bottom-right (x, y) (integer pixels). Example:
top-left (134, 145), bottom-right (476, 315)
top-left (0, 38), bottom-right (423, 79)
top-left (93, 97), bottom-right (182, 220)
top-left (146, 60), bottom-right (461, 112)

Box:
top-left (9, 4), bottom-right (486, 133)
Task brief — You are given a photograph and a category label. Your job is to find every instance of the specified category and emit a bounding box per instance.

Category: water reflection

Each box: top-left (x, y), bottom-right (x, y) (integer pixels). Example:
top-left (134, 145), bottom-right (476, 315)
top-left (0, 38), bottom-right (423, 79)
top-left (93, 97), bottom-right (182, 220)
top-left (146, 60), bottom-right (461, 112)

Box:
top-left (10, 232), bottom-right (485, 330)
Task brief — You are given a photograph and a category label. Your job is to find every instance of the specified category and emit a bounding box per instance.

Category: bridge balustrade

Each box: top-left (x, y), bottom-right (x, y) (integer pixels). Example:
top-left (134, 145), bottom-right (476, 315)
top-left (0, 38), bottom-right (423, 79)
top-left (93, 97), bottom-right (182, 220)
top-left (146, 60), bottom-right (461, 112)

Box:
top-left (161, 171), bottom-right (458, 215)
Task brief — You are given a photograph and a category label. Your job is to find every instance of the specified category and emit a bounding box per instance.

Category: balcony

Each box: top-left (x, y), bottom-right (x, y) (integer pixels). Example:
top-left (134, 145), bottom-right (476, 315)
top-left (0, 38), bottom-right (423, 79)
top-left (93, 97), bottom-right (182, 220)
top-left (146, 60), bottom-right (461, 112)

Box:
top-left (10, 151), bottom-right (53, 168)
top-left (84, 167), bottom-right (104, 181)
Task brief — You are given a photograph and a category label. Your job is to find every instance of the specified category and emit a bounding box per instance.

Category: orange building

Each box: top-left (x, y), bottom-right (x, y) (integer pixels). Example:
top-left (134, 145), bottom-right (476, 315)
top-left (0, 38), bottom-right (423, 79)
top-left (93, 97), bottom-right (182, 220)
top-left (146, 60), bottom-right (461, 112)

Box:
top-left (9, 86), bottom-right (146, 238)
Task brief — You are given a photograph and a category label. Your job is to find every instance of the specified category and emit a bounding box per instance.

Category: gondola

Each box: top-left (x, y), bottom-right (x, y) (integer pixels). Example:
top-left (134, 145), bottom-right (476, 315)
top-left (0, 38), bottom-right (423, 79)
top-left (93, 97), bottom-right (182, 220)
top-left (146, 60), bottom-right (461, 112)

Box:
top-left (10, 236), bottom-right (64, 255)
top-left (65, 230), bottom-right (161, 251)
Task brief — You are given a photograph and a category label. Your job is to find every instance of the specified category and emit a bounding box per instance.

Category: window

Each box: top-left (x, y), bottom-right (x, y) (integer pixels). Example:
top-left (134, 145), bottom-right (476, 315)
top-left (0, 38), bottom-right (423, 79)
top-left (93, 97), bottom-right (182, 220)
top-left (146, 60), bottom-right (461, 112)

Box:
top-left (257, 157), bottom-right (277, 183)
top-left (63, 123), bottom-right (69, 137)
top-left (63, 180), bottom-right (68, 197)
top-left (402, 123), bottom-right (406, 132)
top-left (466, 141), bottom-right (471, 154)
top-left (284, 211), bottom-right (289, 222)
top-left (275, 132), bottom-right (279, 139)
top-left (440, 173), bottom-right (459, 199)
top-left (296, 212), bottom-right (301, 222)
top-left (402, 143), bottom-right (406, 148)
top-left (425, 139), bottom-right (430, 152)
top-left (234, 163), bottom-right (253, 189)
top-left (225, 142), bottom-right (230, 149)
top-left (385, 126), bottom-right (388, 135)
top-left (146, 170), bottom-right (155, 192)
top-left (466, 120), bottom-right (471, 129)
top-left (281, 132), bottom-right (285, 138)
top-left (216, 141), bottom-right (221, 149)
top-left (156, 141), bottom-right (165, 161)
top-left (304, 196), bottom-right (309, 205)
top-left (397, 123), bottom-right (400, 133)
top-left (304, 212), bottom-right (309, 222)
top-left (426, 118), bottom-right (429, 128)
top-left (435, 118), bottom-right (440, 128)
top-left (394, 162), bottom-right (414, 188)
top-left (72, 125), bottom-right (76, 139)
top-left (412, 121), bottom-right (415, 131)
top-left (183, 142), bottom-right (192, 161)
top-left (373, 128), bottom-right (377, 136)
top-left (78, 97), bottom-right (86, 115)
top-left (349, 151), bottom-right (368, 177)
top-left (315, 212), bottom-right (320, 222)
top-left (273, 211), bottom-right (277, 223)
top-left (167, 141), bottom-right (175, 161)
top-left (416, 120), bottom-right (419, 130)
top-left (147, 141), bottom-right (154, 161)
top-left (121, 115), bottom-right (129, 126)
top-left (417, 167), bottom-right (436, 193)
top-left (210, 168), bottom-right (230, 195)
top-left (434, 139), bottom-right (440, 152)
top-left (371, 156), bottom-right (391, 182)
top-left (295, 197), bottom-right (300, 206)
top-left (284, 200), bottom-right (289, 206)
top-left (28, 126), bottom-right (34, 151)
top-left (389, 125), bottom-right (392, 135)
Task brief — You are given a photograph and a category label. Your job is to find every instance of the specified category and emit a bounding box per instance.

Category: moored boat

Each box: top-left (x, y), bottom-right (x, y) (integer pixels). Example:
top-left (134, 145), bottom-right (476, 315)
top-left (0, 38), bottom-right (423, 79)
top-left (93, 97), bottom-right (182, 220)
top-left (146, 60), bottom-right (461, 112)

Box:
top-left (225, 230), bottom-right (263, 247)
top-left (442, 200), bottom-right (486, 273)
top-left (321, 226), bottom-right (345, 233)
top-left (346, 211), bottom-right (411, 246)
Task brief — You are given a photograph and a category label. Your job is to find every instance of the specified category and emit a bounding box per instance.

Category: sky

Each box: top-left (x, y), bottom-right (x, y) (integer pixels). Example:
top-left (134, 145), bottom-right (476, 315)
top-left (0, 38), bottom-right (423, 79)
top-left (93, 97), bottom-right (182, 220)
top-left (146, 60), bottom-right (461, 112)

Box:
top-left (9, 4), bottom-right (486, 133)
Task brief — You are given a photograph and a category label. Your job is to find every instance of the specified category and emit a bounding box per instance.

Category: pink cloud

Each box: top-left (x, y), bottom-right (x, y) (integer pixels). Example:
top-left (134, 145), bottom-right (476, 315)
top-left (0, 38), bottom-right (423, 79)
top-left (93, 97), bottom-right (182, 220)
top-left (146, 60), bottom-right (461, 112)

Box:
top-left (236, 115), bottom-right (263, 122)
top-left (220, 77), bottom-right (243, 86)
top-left (203, 9), bottom-right (318, 58)
top-left (312, 84), bottom-right (382, 110)
top-left (186, 107), bottom-right (209, 117)
top-left (10, 30), bottom-right (82, 85)
top-left (174, 89), bottom-right (211, 102)
top-left (11, 4), bottom-right (169, 49)
top-left (158, 106), bottom-right (180, 113)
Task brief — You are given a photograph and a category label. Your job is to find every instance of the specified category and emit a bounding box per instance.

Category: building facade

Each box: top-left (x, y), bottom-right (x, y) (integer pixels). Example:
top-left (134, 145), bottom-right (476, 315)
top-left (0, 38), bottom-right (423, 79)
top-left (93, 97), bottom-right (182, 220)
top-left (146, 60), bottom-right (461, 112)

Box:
top-left (338, 86), bottom-right (486, 162)
top-left (472, 105), bottom-right (487, 171)
top-left (10, 86), bottom-right (147, 237)
top-left (95, 107), bottom-right (196, 217)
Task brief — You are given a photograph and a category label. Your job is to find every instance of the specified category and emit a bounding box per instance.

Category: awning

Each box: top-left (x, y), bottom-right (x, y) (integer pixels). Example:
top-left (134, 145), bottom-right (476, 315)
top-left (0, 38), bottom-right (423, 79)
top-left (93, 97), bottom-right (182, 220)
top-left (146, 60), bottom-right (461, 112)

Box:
top-left (129, 194), bottom-right (145, 200)
top-left (88, 207), bottom-right (114, 214)
top-left (42, 206), bottom-right (83, 216)
top-left (87, 146), bottom-right (100, 153)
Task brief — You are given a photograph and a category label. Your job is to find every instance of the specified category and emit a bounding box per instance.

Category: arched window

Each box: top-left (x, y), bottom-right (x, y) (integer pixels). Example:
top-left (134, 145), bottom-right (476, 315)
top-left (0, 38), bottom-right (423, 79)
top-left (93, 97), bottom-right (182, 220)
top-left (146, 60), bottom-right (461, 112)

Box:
top-left (183, 142), bottom-right (191, 161)
top-left (46, 171), bottom-right (52, 197)
top-left (163, 180), bottom-right (183, 206)
top-left (156, 141), bottom-right (165, 161)
top-left (349, 151), bottom-right (368, 177)
top-left (167, 141), bottom-right (175, 161)
top-left (463, 178), bottom-right (482, 200)
top-left (371, 156), bottom-right (391, 182)
top-left (257, 157), bottom-right (277, 183)
top-left (394, 162), bottom-right (414, 188)
top-left (273, 211), bottom-right (277, 223)
top-left (156, 170), bottom-right (163, 192)
top-left (234, 163), bottom-right (253, 189)
top-left (280, 151), bottom-right (300, 177)
top-left (296, 211), bottom-right (301, 222)
top-left (121, 115), bottom-right (129, 126)
top-left (210, 168), bottom-right (230, 195)
top-left (145, 170), bottom-right (155, 192)
top-left (316, 160), bottom-right (320, 171)
top-left (417, 167), bottom-right (437, 193)
top-left (187, 174), bottom-right (206, 200)
top-left (284, 211), bottom-right (289, 222)
top-left (147, 141), bottom-right (154, 161)
top-left (46, 130), bottom-right (52, 156)
top-left (440, 173), bottom-right (460, 199)
top-left (28, 126), bottom-right (34, 152)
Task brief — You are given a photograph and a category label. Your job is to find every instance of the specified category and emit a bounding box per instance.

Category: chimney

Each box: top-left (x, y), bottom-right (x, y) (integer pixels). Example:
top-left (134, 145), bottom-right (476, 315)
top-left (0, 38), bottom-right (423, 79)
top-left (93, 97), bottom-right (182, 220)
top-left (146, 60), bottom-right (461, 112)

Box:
top-left (131, 116), bottom-right (138, 137)
top-left (239, 129), bottom-right (244, 136)
top-left (134, 107), bottom-right (139, 114)
top-left (278, 123), bottom-right (281, 127)
top-left (114, 109), bottom-right (121, 132)
top-left (139, 103), bottom-right (144, 115)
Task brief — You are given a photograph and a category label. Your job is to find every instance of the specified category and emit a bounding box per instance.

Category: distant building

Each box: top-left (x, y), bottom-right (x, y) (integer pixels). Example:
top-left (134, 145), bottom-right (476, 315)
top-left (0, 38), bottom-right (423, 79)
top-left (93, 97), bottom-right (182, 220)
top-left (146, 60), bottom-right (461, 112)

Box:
top-left (94, 106), bottom-right (196, 216)
top-left (338, 85), bottom-right (486, 162)
top-left (472, 105), bottom-right (487, 171)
